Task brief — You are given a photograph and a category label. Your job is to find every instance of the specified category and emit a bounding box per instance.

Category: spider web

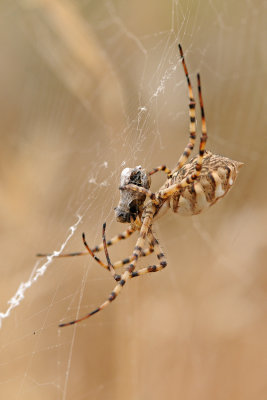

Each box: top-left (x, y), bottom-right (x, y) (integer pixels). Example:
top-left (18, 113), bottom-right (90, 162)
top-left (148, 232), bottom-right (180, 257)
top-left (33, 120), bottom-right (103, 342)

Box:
top-left (0, 1), bottom-right (266, 399)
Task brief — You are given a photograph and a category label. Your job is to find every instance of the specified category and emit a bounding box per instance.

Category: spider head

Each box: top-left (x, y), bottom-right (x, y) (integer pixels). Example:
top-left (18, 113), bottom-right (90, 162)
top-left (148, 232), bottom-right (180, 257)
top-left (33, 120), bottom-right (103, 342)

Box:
top-left (115, 166), bottom-right (151, 223)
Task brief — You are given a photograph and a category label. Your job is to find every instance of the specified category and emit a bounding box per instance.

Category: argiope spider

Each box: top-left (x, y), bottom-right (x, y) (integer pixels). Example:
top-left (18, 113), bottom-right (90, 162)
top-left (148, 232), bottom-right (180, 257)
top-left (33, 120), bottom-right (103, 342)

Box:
top-left (38, 44), bottom-right (243, 327)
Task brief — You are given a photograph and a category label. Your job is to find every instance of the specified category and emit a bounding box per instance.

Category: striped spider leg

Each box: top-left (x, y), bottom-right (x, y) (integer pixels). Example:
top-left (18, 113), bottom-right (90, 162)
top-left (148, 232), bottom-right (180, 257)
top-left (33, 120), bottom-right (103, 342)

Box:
top-left (157, 73), bottom-right (207, 199)
top-left (79, 220), bottom-right (163, 280)
top-left (36, 225), bottom-right (135, 259)
top-left (147, 44), bottom-right (197, 179)
top-left (81, 223), bottom-right (155, 281)
top-left (100, 223), bottom-right (167, 281)
top-left (171, 44), bottom-right (197, 173)
top-left (37, 223), bottom-right (157, 278)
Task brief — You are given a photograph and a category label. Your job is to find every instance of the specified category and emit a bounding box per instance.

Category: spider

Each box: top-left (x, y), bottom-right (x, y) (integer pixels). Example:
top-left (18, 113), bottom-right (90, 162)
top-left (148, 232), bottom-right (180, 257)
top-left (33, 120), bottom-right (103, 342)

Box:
top-left (38, 44), bottom-right (243, 327)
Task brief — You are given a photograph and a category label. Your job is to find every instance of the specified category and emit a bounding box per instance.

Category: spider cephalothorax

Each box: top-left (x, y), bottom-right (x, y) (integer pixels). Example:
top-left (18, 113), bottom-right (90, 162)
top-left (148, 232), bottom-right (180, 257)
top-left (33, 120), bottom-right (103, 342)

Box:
top-left (115, 166), bottom-right (151, 223)
top-left (38, 44), bottom-right (243, 327)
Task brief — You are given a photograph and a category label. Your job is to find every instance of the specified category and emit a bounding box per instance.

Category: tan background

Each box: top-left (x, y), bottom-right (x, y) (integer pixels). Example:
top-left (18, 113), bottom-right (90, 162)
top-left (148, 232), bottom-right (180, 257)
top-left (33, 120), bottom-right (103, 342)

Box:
top-left (0, 1), bottom-right (266, 399)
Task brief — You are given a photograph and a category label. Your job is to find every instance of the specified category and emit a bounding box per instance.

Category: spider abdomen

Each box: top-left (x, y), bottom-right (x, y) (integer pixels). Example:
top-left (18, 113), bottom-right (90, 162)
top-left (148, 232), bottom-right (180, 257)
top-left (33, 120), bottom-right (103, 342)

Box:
top-left (169, 151), bottom-right (243, 216)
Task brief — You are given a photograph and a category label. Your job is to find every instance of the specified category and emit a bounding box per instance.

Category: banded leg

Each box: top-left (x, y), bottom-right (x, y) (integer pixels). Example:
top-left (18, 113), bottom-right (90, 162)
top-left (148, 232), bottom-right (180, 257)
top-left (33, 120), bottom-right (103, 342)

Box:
top-left (101, 225), bottom-right (165, 281)
top-left (196, 73), bottom-right (207, 155)
top-left (59, 204), bottom-right (156, 327)
top-left (148, 165), bottom-right (172, 176)
top-left (102, 233), bottom-right (167, 279)
top-left (130, 231), bottom-right (167, 278)
top-left (157, 73), bottom-right (207, 200)
top-left (102, 223), bottom-right (120, 281)
top-left (101, 223), bottom-right (155, 281)
top-left (36, 226), bottom-right (135, 258)
top-left (170, 44), bottom-right (197, 177)
top-left (82, 231), bottom-right (154, 274)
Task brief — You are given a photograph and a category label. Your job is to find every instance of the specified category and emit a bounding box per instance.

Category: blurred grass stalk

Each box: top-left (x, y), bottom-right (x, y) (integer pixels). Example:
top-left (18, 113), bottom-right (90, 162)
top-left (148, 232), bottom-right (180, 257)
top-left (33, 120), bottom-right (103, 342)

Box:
top-left (19, 0), bottom-right (125, 130)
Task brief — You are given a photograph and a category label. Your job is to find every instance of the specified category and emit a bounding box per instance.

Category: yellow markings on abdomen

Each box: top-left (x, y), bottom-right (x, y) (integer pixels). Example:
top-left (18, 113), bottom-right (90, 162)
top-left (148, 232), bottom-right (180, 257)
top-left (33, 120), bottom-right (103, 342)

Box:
top-left (168, 151), bottom-right (243, 216)
top-left (175, 181), bottom-right (210, 215)
top-left (211, 171), bottom-right (225, 198)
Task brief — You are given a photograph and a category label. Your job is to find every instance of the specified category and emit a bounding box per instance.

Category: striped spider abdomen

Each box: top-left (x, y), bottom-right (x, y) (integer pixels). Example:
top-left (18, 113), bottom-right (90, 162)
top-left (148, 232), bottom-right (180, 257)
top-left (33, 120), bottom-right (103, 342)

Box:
top-left (168, 151), bottom-right (243, 216)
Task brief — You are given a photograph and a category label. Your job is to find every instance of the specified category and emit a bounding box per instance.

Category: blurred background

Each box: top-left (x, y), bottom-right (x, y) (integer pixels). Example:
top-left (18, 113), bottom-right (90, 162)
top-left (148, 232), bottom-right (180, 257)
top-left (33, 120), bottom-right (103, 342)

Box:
top-left (0, 1), bottom-right (266, 399)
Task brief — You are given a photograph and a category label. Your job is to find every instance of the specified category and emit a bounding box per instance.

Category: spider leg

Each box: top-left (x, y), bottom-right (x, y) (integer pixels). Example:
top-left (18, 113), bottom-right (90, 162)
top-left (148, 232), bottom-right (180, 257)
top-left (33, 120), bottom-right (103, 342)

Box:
top-left (82, 232), bottom-right (109, 271)
top-left (130, 231), bottom-right (167, 278)
top-left (82, 231), bottom-right (154, 273)
top-left (102, 222), bottom-right (120, 280)
top-left (120, 184), bottom-right (159, 204)
top-left (59, 205), bottom-right (156, 327)
top-left (36, 226), bottom-right (135, 258)
top-left (148, 165), bottom-right (172, 176)
top-left (157, 73), bottom-right (207, 200)
top-left (170, 44), bottom-right (197, 177)
top-left (196, 73), bottom-right (207, 149)
top-left (101, 225), bottom-right (161, 281)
